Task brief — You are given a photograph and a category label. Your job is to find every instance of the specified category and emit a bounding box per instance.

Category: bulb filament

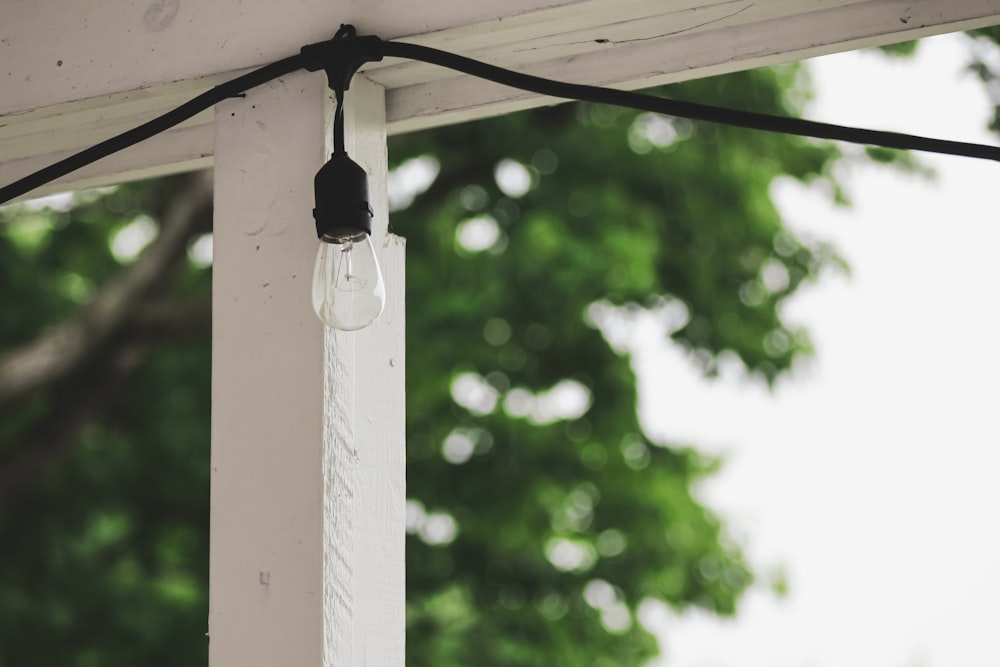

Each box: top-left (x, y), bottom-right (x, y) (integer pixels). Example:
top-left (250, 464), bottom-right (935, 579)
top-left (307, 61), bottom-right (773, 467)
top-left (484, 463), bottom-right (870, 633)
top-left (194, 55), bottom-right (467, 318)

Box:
top-left (343, 239), bottom-right (354, 283)
top-left (336, 238), bottom-right (366, 292)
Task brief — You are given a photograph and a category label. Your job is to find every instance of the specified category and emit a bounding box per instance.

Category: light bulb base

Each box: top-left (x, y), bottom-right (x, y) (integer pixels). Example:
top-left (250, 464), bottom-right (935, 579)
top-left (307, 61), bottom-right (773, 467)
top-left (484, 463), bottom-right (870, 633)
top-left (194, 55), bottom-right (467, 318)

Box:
top-left (313, 152), bottom-right (373, 242)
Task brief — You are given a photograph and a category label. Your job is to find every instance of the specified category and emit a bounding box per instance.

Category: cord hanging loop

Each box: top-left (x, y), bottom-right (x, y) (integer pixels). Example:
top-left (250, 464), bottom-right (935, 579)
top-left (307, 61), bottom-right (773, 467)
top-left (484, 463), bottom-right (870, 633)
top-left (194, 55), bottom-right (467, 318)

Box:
top-left (300, 24), bottom-right (386, 95)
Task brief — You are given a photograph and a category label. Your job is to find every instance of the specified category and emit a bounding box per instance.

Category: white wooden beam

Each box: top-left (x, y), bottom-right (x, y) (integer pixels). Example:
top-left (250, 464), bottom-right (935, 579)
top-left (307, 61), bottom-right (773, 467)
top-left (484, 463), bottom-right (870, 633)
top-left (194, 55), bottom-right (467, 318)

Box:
top-left (2, 0), bottom-right (998, 197)
top-left (0, 0), bottom-right (580, 116)
top-left (0, 120), bottom-right (213, 202)
top-left (383, 0), bottom-right (1000, 132)
top-left (210, 71), bottom-right (404, 666)
top-left (327, 75), bottom-right (407, 666)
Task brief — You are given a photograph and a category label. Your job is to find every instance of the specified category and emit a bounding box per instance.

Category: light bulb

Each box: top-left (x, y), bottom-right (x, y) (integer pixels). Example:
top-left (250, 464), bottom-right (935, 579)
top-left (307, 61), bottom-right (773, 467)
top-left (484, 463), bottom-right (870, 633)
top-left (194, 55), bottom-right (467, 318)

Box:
top-left (311, 232), bottom-right (385, 331)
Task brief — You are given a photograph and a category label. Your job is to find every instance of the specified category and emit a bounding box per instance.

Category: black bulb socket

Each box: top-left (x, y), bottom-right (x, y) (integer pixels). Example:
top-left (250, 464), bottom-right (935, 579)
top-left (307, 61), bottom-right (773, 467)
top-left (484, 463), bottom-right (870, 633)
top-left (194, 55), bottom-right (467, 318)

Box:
top-left (313, 151), bottom-right (373, 243)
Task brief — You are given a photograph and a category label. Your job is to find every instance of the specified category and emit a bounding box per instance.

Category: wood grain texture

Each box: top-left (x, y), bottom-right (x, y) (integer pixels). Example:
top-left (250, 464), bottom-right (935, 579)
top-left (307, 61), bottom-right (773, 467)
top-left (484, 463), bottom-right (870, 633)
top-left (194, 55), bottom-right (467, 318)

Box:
top-left (322, 75), bottom-right (406, 667)
top-left (343, 77), bottom-right (406, 666)
top-left (382, 0), bottom-right (1000, 132)
top-left (0, 0), bottom-right (583, 115)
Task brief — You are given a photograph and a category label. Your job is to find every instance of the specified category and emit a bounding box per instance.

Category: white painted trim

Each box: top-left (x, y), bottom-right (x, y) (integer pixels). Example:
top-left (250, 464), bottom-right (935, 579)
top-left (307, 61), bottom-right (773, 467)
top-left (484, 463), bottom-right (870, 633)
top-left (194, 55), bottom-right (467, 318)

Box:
top-left (209, 71), bottom-right (404, 666)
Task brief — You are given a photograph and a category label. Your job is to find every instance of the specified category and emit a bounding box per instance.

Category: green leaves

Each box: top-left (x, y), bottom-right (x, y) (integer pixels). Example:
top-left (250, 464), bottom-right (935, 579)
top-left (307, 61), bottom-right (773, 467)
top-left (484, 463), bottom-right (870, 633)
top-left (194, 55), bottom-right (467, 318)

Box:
top-left (0, 177), bottom-right (212, 667)
top-left (394, 63), bottom-right (843, 664)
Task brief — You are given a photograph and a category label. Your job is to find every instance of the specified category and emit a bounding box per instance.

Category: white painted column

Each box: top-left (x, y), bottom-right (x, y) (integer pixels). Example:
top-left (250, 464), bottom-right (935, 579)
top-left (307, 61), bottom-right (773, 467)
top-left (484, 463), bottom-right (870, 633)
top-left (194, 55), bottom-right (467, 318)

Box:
top-left (211, 71), bottom-right (405, 666)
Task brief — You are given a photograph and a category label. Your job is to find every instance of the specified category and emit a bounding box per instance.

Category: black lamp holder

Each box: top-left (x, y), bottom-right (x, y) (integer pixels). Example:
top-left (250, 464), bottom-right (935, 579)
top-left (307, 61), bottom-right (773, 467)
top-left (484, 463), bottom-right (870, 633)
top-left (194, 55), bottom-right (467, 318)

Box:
top-left (303, 25), bottom-right (381, 242)
top-left (1, 23), bottom-right (998, 208)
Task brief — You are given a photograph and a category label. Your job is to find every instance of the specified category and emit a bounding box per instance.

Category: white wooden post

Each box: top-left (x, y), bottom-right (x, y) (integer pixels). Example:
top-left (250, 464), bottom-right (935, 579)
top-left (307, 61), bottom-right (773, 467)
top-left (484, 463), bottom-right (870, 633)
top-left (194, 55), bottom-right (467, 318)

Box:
top-left (210, 71), bottom-right (405, 666)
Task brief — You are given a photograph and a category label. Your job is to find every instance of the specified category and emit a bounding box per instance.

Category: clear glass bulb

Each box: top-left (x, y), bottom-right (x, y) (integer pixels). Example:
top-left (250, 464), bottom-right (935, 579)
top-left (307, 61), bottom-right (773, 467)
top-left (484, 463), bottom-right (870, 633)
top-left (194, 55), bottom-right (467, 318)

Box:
top-left (311, 233), bottom-right (385, 331)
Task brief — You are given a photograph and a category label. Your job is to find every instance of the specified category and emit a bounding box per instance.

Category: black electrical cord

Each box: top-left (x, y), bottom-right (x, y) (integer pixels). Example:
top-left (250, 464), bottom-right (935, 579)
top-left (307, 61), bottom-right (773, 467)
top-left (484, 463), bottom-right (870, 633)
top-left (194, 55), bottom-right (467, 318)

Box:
top-left (0, 53), bottom-right (306, 204)
top-left (333, 86), bottom-right (347, 155)
top-left (381, 40), bottom-right (1000, 163)
top-left (2, 28), bottom-right (998, 205)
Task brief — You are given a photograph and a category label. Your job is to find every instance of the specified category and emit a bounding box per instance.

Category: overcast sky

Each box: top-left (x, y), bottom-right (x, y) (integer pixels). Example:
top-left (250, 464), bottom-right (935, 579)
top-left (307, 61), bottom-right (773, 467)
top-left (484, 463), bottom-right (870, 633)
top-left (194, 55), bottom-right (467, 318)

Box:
top-left (635, 32), bottom-right (1000, 667)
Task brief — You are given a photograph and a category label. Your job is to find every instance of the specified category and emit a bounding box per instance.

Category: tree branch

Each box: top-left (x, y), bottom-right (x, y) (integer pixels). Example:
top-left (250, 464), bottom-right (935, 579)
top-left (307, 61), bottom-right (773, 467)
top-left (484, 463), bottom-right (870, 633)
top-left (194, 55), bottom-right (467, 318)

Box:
top-left (0, 292), bottom-right (211, 501)
top-left (0, 342), bottom-right (145, 502)
top-left (0, 172), bottom-right (213, 408)
top-left (130, 295), bottom-right (212, 341)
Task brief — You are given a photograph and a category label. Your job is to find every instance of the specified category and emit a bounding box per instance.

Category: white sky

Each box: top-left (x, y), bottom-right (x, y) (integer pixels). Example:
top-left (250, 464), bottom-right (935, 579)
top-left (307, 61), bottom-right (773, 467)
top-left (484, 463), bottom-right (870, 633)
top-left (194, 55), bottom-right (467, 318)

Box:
top-left (634, 33), bottom-right (1000, 667)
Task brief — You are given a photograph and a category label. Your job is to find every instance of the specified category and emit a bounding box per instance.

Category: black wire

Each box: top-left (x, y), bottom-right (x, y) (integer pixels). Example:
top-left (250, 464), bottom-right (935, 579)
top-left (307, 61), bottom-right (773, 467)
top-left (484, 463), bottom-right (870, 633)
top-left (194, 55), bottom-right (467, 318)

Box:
top-left (0, 53), bottom-right (306, 204)
top-left (333, 87), bottom-right (346, 154)
top-left (381, 41), bottom-right (1000, 164)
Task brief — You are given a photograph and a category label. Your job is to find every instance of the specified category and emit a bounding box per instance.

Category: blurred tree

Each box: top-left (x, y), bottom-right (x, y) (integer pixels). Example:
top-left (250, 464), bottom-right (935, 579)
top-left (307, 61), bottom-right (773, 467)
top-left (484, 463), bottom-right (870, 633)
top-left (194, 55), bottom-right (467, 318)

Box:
top-left (392, 63), bottom-right (846, 667)
top-left (0, 174), bottom-right (214, 667)
top-left (1, 34), bottom-right (992, 665)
